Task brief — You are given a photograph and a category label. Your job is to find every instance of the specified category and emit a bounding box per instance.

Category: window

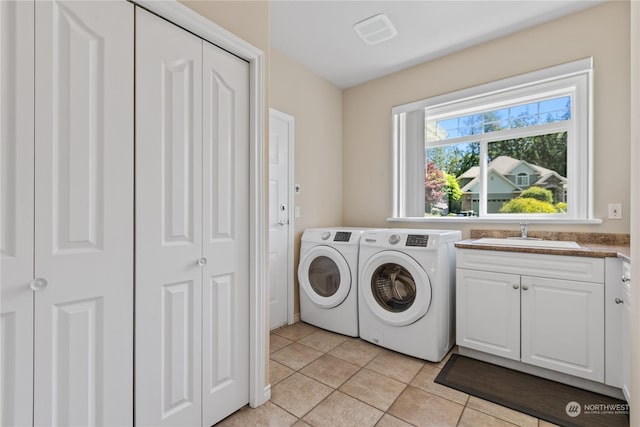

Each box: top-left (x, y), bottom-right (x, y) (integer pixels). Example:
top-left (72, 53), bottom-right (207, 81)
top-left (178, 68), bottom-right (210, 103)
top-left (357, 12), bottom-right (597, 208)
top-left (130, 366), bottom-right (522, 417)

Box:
top-left (516, 173), bottom-right (529, 187)
top-left (392, 58), bottom-right (593, 221)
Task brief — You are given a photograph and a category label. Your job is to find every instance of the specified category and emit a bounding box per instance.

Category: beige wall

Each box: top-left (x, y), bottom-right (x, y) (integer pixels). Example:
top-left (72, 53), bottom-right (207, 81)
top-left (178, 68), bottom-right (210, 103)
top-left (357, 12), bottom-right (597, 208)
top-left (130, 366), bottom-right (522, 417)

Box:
top-left (343, 1), bottom-right (630, 238)
top-left (179, 0), bottom-right (269, 54)
top-left (270, 48), bottom-right (344, 316)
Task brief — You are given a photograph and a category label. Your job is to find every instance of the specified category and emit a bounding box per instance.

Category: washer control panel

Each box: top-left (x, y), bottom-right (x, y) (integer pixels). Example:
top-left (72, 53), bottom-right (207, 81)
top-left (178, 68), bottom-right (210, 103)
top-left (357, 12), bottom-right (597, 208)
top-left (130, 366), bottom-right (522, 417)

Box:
top-left (406, 234), bottom-right (429, 247)
top-left (334, 231), bottom-right (352, 242)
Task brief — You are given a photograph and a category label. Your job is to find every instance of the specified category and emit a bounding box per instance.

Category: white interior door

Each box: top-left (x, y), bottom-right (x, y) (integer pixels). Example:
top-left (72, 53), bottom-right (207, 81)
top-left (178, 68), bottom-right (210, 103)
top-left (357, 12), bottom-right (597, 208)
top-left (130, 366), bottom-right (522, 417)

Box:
top-left (268, 109), bottom-right (293, 330)
top-left (33, 1), bottom-right (134, 426)
top-left (201, 39), bottom-right (250, 427)
top-left (0, 1), bottom-right (34, 425)
top-left (136, 8), bottom-right (204, 427)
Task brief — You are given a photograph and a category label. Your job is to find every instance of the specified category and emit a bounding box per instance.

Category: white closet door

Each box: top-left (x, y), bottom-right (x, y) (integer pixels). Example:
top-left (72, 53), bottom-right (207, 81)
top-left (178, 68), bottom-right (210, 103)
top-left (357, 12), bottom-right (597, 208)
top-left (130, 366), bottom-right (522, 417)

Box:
top-left (0, 1), bottom-right (34, 426)
top-left (135, 8), bottom-right (203, 427)
top-left (201, 41), bottom-right (250, 426)
top-left (33, 1), bottom-right (134, 426)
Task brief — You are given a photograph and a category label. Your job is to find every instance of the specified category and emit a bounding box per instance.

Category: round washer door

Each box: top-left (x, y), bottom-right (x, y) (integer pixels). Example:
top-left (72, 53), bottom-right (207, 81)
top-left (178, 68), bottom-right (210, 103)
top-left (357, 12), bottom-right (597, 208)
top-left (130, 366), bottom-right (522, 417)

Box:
top-left (298, 246), bottom-right (351, 308)
top-left (360, 251), bottom-right (431, 326)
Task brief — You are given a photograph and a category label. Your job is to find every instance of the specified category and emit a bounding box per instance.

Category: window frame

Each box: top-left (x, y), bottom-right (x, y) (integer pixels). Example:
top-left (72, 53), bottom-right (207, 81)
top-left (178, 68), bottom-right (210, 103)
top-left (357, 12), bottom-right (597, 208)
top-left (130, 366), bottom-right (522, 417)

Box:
top-left (516, 173), bottom-right (529, 187)
top-left (391, 58), bottom-right (598, 223)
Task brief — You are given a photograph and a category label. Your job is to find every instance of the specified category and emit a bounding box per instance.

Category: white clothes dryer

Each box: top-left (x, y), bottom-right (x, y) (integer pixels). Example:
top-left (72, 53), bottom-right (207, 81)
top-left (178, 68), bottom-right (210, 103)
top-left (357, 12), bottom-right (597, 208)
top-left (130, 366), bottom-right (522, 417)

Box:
top-left (298, 228), bottom-right (370, 337)
top-left (358, 229), bottom-right (461, 361)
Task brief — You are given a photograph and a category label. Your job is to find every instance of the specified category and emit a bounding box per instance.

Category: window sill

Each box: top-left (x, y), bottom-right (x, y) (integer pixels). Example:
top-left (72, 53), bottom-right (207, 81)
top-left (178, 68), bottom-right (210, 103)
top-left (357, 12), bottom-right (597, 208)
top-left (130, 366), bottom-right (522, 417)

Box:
top-left (387, 216), bottom-right (603, 225)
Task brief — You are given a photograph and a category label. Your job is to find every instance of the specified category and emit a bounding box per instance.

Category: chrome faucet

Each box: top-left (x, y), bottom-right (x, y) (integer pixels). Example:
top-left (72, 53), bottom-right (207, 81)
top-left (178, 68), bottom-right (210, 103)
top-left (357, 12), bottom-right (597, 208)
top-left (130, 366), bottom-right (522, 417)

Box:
top-left (520, 222), bottom-right (528, 239)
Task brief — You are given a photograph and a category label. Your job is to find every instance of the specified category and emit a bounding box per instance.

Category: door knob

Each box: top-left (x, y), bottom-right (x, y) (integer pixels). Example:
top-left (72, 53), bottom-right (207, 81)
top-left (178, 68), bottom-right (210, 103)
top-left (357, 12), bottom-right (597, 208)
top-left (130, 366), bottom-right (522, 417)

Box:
top-left (30, 278), bottom-right (48, 292)
top-left (278, 220), bottom-right (289, 226)
top-left (615, 298), bottom-right (624, 304)
top-left (197, 257), bottom-right (207, 266)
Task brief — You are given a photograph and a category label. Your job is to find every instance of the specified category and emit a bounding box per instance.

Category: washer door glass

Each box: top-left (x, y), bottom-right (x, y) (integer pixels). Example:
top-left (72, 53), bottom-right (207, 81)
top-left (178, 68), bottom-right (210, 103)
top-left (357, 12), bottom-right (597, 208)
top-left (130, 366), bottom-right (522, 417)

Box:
top-left (360, 251), bottom-right (431, 326)
top-left (371, 263), bottom-right (416, 312)
top-left (309, 256), bottom-right (340, 297)
top-left (298, 245), bottom-right (351, 308)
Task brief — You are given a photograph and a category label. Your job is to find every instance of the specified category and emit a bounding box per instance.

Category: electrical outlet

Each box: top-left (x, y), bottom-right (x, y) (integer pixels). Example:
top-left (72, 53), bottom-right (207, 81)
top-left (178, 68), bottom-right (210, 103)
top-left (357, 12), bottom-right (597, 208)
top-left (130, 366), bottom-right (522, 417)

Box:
top-left (294, 206), bottom-right (300, 218)
top-left (608, 203), bottom-right (622, 220)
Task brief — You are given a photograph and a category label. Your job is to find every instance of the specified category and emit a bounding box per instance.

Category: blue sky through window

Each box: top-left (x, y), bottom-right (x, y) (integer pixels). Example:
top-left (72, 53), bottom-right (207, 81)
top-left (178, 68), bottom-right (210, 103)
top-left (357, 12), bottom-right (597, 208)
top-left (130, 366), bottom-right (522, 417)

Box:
top-left (427, 95), bottom-right (571, 142)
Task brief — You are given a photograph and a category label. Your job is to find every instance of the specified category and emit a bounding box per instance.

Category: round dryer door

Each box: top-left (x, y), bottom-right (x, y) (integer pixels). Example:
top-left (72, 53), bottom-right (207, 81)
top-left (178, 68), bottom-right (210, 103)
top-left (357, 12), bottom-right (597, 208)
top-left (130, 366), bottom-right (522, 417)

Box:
top-left (360, 251), bottom-right (431, 326)
top-left (298, 246), bottom-right (351, 308)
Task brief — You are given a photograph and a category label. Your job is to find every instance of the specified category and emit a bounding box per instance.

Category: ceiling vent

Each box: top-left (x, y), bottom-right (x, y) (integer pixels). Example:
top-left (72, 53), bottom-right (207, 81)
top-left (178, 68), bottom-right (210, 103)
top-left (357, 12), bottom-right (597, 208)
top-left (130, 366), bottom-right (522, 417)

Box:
top-left (353, 13), bottom-right (397, 46)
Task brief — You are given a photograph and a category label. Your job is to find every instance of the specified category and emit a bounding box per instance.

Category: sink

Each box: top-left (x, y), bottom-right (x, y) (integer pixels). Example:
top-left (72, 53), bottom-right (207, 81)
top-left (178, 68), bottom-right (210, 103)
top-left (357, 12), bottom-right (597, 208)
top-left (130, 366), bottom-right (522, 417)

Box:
top-left (474, 238), bottom-right (581, 249)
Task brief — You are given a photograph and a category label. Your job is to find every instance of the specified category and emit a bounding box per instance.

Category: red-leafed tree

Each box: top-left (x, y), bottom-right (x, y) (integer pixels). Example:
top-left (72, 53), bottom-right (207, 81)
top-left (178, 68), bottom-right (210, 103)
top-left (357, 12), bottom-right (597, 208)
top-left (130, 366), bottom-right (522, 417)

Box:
top-left (425, 162), bottom-right (446, 208)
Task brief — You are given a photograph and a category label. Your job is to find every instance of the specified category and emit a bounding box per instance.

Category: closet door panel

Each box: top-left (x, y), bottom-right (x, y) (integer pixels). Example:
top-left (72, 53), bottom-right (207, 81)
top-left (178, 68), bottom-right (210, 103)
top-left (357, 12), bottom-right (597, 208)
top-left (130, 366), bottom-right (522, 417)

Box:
top-left (135, 8), bottom-right (203, 427)
top-left (201, 40), bottom-right (250, 426)
top-left (0, 2), bottom-right (34, 426)
top-left (33, 1), bottom-right (134, 426)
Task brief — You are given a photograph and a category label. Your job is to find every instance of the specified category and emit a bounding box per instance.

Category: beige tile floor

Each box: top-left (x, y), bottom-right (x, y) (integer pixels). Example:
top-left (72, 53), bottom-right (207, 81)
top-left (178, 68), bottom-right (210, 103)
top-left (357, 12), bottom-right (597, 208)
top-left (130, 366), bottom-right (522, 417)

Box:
top-left (217, 322), bottom-right (560, 427)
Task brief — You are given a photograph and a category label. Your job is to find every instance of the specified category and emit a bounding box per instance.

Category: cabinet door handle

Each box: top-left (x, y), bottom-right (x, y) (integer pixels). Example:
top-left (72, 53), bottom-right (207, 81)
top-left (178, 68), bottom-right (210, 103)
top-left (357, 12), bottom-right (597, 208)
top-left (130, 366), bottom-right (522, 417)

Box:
top-left (197, 257), bottom-right (207, 266)
top-left (615, 298), bottom-right (624, 304)
top-left (522, 285), bottom-right (529, 291)
top-left (513, 284), bottom-right (519, 289)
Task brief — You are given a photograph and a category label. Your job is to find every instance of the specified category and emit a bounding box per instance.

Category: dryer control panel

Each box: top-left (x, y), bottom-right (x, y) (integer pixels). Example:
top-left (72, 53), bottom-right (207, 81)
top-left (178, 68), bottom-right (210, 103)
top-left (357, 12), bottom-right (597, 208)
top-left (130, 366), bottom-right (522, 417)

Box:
top-left (406, 234), bottom-right (429, 247)
top-left (334, 231), bottom-right (352, 242)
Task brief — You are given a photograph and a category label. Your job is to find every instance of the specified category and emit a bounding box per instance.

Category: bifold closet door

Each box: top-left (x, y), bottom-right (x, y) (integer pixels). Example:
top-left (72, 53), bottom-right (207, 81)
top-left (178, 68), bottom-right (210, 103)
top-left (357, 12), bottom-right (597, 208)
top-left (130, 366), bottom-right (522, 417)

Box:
top-left (0, 1), bottom-right (34, 426)
top-left (33, 1), bottom-right (134, 426)
top-left (136, 7), bottom-right (250, 427)
top-left (201, 40), bottom-right (250, 427)
top-left (135, 8), bottom-right (204, 427)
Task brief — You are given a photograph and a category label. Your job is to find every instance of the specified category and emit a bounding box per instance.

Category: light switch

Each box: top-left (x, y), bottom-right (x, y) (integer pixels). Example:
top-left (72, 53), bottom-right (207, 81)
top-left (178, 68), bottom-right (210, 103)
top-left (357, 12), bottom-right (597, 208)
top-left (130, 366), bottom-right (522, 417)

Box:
top-left (608, 203), bottom-right (622, 219)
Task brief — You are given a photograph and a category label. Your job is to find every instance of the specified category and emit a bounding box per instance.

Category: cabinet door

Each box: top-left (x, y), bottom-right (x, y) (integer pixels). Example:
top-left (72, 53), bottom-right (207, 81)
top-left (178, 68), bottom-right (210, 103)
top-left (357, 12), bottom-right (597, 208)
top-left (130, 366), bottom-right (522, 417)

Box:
top-left (33, 1), bottom-right (134, 426)
top-left (201, 40), bottom-right (250, 426)
top-left (521, 276), bottom-right (604, 382)
top-left (456, 269), bottom-right (521, 360)
top-left (135, 8), bottom-right (203, 427)
top-left (0, 1), bottom-right (34, 426)
top-left (621, 287), bottom-right (631, 402)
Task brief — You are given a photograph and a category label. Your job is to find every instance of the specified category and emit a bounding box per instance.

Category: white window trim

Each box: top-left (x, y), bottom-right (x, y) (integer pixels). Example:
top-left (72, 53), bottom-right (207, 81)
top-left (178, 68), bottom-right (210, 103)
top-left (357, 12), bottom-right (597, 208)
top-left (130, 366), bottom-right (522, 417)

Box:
top-left (516, 173), bottom-right (529, 187)
top-left (391, 57), bottom-right (598, 223)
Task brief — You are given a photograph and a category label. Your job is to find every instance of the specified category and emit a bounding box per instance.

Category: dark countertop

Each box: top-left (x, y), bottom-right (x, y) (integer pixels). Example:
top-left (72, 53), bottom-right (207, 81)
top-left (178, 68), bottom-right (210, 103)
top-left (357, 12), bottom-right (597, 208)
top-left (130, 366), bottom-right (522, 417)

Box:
top-left (455, 239), bottom-right (630, 260)
top-left (456, 230), bottom-right (631, 261)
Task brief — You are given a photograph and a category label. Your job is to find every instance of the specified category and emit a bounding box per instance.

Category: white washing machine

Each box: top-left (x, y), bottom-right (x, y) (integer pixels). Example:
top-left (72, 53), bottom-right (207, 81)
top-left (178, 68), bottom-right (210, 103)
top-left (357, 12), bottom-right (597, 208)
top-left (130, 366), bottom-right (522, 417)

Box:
top-left (358, 228), bottom-right (462, 361)
top-left (298, 228), bottom-right (370, 337)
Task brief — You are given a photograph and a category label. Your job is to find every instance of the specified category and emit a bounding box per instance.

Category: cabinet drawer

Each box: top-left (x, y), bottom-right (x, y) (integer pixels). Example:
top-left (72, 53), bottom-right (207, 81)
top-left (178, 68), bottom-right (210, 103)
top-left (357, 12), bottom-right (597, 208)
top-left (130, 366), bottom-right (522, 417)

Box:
top-left (456, 249), bottom-right (604, 283)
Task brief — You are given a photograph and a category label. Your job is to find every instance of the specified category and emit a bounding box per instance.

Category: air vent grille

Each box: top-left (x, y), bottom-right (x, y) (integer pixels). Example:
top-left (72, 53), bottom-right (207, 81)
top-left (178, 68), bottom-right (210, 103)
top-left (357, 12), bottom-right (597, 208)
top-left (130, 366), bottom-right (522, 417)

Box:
top-left (353, 14), bottom-right (397, 46)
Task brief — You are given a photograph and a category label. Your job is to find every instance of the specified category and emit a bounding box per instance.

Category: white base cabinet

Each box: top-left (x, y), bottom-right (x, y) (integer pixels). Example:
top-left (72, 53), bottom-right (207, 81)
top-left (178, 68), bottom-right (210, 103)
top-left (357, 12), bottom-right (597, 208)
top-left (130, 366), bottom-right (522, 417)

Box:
top-left (621, 260), bottom-right (632, 402)
top-left (457, 249), bottom-right (606, 383)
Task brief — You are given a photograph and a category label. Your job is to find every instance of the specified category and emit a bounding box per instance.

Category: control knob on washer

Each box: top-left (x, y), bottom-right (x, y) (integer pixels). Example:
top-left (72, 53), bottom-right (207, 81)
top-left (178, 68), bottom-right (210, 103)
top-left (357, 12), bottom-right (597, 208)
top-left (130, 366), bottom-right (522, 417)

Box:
top-left (389, 234), bottom-right (401, 245)
top-left (321, 231), bottom-right (331, 240)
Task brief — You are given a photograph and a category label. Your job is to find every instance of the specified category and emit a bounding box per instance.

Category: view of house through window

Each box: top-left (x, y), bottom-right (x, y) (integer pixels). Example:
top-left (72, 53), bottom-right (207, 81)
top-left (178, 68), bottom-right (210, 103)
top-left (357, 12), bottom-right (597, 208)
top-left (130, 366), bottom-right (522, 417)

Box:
top-left (425, 132), bottom-right (569, 216)
top-left (424, 96), bottom-right (570, 217)
top-left (393, 58), bottom-right (591, 221)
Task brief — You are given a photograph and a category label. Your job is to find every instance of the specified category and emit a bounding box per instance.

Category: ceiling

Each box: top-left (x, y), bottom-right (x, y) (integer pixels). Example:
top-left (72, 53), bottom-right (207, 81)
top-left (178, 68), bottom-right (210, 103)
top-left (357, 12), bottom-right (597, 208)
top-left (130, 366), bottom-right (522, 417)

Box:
top-left (270, 0), bottom-right (605, 89)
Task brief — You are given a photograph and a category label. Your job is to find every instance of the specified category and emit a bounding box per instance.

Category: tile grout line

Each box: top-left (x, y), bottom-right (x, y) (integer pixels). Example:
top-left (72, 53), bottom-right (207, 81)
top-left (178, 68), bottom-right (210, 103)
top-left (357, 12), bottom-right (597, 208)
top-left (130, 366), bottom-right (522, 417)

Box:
top-left (273, 325), bottom-right (538, 427)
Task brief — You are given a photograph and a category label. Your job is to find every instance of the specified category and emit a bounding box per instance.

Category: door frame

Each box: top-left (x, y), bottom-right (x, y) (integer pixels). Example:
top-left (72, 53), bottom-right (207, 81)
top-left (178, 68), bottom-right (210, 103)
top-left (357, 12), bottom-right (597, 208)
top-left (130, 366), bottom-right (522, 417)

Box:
top-left (133, 0), bottom-right (269, 407)
top-left (269, 108), bottom-right (296, 326)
